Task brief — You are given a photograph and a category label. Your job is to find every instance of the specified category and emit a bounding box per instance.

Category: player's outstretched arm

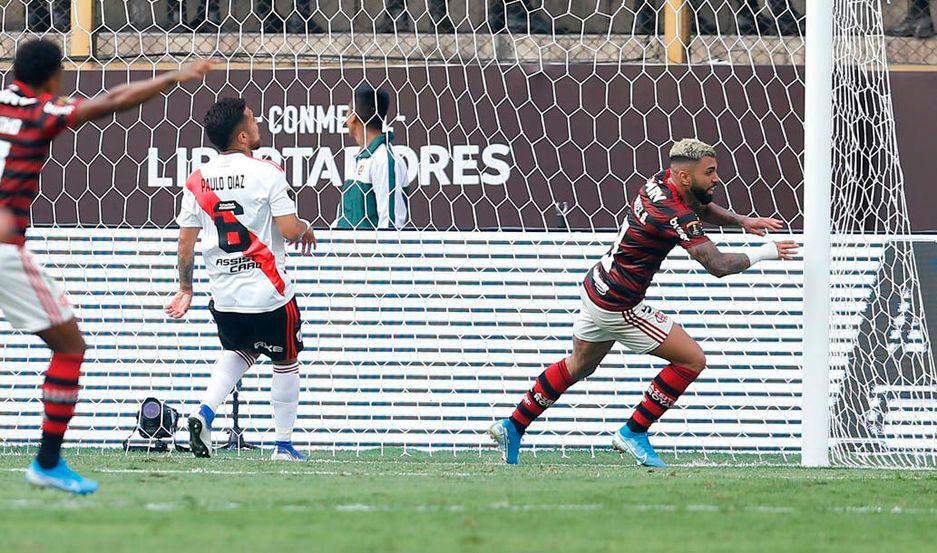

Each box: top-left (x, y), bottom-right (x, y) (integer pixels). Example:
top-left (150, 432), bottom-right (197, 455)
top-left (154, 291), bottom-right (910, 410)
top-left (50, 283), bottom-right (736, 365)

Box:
top-left (73, 59), bottom-right (213, 126)
top-left (274, 214), bottom-right (317, 255)
top-left (165, 227), bottom-right (200, 319)
top-left (699, 203), bottom-right (783, 236)
top-left (687, 240), bottom-right (798, 278)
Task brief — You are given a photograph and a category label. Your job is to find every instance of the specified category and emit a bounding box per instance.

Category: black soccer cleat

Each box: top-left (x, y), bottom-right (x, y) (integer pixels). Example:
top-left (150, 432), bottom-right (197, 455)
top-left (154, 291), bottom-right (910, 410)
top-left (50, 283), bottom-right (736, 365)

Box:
top-left (188, 414), bottom-right (212, 458)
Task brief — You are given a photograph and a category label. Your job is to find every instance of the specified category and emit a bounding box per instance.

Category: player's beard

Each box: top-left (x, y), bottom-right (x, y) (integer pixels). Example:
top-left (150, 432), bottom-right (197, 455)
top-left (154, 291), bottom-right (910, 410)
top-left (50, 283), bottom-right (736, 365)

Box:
top-left (691, 183), bottom-right (716, 205)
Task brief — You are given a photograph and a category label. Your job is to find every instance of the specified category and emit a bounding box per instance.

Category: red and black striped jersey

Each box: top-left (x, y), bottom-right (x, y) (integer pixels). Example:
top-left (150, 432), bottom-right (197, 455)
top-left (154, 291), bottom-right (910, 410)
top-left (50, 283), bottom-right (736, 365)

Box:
top-left (0, 80), bottom-right (81, 245)
top-left (584, 169), bottom-right (711, 311)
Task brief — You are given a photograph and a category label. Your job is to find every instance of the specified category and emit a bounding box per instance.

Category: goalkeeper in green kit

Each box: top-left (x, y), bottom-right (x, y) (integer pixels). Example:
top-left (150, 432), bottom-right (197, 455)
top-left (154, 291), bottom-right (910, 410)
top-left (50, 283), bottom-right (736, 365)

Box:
top-left (335, 84), bottom-right (409, 230)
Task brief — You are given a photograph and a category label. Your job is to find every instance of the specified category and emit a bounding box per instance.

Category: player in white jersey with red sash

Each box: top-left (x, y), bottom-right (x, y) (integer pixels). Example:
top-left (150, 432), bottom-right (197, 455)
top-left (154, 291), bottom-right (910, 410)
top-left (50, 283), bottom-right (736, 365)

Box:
top-left (166, 98), bottom-right (316, 461)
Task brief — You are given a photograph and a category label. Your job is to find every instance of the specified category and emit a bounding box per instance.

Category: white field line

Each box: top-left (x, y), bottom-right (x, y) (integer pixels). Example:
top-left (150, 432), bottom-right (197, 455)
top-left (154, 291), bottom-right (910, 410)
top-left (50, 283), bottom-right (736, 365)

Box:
top-left (2, 467), bottom-right (476, 477)
top-left (2, 465), bottom-right (933, 480)
top-left (2, 498), bottom-right (937, 516)
top-left (96, 467), bottom-right (477, 477)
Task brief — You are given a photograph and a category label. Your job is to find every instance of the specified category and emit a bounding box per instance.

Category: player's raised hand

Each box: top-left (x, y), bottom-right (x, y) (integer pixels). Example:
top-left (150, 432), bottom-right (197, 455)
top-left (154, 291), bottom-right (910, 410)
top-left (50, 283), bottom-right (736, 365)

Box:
top-left (774, 240), bottom-right (799, 260)
top-left (174, 59), bottom-right (214, 84)
top-left (165, 290), bottom-right (193, 319)
top-left (741, 216), bottom-right (784, 236)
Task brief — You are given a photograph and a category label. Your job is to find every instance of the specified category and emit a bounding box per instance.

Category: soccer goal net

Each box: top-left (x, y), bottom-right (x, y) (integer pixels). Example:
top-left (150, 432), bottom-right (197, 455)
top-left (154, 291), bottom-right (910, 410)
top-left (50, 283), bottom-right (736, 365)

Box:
top-left (0, 0), bottom-right (933, 467)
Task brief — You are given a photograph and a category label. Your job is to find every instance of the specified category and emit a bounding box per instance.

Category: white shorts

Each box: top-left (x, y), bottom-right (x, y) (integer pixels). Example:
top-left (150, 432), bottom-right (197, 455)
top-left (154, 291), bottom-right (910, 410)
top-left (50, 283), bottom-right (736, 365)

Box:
top-left (0, 244), bottom-right (74, 333)
top-left (572, 286), bottom-right (673, 353)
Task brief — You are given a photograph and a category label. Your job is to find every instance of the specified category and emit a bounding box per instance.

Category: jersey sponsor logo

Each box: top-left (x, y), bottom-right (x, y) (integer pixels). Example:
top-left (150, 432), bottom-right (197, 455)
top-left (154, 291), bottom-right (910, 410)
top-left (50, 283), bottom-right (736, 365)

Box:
top-left (253, 341), bottom-right (284, 354)
top-left (215, 200), bottom-right (241, 213)
top-left (42, 100), bottom-right (76, 117)
top-left (216, 256), bottom-right (262, 274)
top-left (591, 266), bottom-right (610, 295)
top-left (686, 220), bottom-right (703, 238)
top-left (0, 116), bottom-right (23, 135)
top-left (669, 217), bottom-right (690, 241)
top-left (201, 174), bottom-right (245, 192)
top-left (645, 179), bottom-right (667, 203)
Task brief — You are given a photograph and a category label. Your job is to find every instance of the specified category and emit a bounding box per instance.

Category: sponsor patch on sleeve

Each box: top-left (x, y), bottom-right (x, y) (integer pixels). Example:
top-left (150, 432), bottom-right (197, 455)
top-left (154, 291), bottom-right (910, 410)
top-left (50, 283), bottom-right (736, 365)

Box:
top-left (686, 219), bottom-right (704, 238)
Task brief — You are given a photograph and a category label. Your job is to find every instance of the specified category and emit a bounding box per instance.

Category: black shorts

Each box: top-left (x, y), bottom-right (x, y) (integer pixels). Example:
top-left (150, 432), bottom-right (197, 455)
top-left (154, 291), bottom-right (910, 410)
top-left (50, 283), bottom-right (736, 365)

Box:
top-left (209, 297), bottom-right (303, 362)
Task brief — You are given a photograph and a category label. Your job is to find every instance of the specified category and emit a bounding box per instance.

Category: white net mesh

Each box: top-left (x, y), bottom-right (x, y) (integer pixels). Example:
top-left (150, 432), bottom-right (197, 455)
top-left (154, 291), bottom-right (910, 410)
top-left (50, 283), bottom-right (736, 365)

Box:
top-left (828, 0), bottom-right (936, 467)
top-left (0, 1), bottom-right (934, 466)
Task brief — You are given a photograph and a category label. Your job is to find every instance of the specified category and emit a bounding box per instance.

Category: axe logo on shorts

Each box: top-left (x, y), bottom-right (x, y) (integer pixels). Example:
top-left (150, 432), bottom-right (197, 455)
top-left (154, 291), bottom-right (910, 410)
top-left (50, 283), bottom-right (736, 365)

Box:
top-left (254, 341), bottom-right (284, 354)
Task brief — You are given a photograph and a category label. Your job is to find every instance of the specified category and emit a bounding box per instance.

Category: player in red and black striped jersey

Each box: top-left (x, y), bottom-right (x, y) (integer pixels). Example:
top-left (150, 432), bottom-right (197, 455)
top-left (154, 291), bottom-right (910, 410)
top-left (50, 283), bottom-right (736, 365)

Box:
top-left (490, 138), bottom-right (799, 466)
top-left (582, 166), bottom-right (713, 312)
top-left (0, 39), bottom-right (212, 494)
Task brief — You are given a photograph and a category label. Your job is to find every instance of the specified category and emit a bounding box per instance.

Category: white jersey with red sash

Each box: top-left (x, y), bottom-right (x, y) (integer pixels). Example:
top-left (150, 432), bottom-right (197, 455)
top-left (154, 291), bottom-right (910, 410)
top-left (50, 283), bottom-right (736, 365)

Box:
top-left (176, 152), bottom-right (296, 313)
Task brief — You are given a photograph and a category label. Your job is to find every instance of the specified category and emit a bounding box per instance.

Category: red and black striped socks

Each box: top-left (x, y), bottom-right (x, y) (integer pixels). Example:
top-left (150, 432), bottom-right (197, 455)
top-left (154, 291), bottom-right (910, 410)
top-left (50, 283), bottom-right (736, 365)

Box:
top-left (509, 359), bottom-right (575, 434)
top-left (37, 352), bottom-right (83, 469)
top-left (626, 364), bottom-right (698, 433)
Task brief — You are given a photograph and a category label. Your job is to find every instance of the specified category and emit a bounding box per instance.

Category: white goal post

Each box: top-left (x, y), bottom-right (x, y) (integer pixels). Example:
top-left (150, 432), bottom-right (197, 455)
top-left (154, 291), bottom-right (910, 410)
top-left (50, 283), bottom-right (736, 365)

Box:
top-left (801, 0), bottom-right (834, 468)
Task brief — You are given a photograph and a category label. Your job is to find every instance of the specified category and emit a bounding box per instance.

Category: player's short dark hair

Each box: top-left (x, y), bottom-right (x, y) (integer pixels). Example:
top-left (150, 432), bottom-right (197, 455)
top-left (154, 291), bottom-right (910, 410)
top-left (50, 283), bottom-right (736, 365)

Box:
top-left (13, 39), bottom-right (64, 88)
top-left (204, 97), bottom-right (247, 150)
top-left (353, 84), bottom-right (390, 131)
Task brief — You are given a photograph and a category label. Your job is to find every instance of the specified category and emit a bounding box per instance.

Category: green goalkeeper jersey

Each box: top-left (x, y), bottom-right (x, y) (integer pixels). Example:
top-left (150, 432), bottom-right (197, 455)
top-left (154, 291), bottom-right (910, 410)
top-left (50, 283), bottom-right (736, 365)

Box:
top-left (335, 132), bottom-right (409, 230)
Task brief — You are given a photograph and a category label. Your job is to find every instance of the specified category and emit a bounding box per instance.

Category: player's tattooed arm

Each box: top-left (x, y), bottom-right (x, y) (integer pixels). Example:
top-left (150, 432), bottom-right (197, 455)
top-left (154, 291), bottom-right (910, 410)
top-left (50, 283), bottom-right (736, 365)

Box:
top-left (686, 241), bottom-right (752, 278)
top-left (177, 227), bottom-right (200, 292)
top-left (688, 240), bottom-right (798, 278)
top-left (697, 203), bottom-right (744, 226)
top-left (699, 203), bottom-right (784, 237)
top-left (178, 251), bottom-right (194, 292)
top-left (166, 227), bottom-right (200, 319)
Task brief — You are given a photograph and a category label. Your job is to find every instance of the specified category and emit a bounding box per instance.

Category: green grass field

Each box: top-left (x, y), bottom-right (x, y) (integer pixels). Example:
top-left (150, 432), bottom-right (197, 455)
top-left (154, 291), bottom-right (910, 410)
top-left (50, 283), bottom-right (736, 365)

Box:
top-left (1, 448), bottom-right (935, 553)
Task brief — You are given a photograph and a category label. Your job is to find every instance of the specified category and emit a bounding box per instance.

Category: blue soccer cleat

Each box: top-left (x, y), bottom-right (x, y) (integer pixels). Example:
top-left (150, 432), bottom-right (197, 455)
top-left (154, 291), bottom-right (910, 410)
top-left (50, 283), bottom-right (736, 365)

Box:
top-left (25, 458), bottom-right (98, 495)
top-left (488, 419), bottom-right (522, 465)
top-left (612, 426), bottom-right (667, 468)
top-left (270, 442), bottom-right (307, 461)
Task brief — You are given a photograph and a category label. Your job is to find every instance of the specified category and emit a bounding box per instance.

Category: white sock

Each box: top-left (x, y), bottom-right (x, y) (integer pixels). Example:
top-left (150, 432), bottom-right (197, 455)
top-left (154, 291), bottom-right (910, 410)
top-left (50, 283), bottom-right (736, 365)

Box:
top-left (271, 361), bottom-right (300, 443)
top-left (200, 350), bottom-right (255, 414)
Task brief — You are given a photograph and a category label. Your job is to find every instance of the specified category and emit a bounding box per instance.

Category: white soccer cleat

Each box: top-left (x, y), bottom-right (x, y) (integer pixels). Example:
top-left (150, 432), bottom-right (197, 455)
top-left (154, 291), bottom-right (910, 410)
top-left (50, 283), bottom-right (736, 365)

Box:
top-left (187, 413), bottom-right (212, 458)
